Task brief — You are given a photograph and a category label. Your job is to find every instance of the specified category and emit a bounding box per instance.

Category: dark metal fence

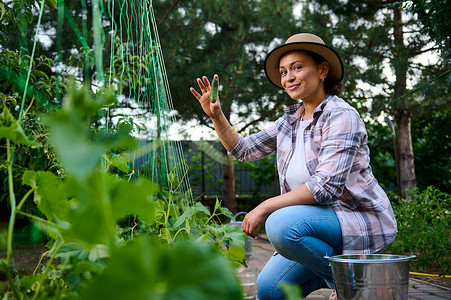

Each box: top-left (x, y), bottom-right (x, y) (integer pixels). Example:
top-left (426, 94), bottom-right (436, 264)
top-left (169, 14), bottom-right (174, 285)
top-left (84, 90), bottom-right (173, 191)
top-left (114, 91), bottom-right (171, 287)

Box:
top-left (180, 140), bottom-right (280, 199)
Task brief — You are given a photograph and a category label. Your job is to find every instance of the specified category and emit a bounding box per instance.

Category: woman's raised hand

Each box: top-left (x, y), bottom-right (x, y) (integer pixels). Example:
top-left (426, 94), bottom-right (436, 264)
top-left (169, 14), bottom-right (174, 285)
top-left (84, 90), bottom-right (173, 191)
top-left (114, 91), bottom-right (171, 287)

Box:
top-left (190, 74), bottom-right (222, 119)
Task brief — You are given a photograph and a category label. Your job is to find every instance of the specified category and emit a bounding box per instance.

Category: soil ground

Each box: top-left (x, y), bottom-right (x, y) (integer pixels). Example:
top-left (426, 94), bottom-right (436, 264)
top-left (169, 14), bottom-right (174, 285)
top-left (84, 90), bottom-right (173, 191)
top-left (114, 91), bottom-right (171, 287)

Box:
top-left (0, 243), bottom-right (53, 283)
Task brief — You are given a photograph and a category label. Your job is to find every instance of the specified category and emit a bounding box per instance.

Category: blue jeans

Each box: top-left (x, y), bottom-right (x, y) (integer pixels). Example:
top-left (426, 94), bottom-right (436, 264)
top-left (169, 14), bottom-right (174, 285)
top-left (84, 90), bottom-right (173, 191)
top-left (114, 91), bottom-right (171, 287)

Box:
top-left (256, 205), bottom-right (343, 300)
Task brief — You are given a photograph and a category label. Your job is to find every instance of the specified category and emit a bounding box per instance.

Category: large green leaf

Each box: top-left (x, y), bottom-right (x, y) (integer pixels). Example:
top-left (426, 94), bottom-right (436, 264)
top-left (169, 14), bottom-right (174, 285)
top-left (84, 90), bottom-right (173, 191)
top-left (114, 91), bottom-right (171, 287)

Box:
top-left (62, 172), bottom-right (115, 246)
top-left (82, 238), bottom-right (244, 300)
top-left (0, 3), bottom-right (5, 21)
top-left (223, 224), bottom-right (246, 249)
top-left (172, 202), bottom-right (210, 229)
top-left (62, 83), bottom-right (115, 118)
top-left (43, 111), bottom-right (103, 179)
top-left (22, 171), bottom-right (69, 222)
top-left (226, 245), bottom-right (247, 265)
top-left (110, 177), bottom-right (159, 223)
top-left (0, 106), bottom-right (40, 146)
top-left (61, 172), bottom-right (158, 247)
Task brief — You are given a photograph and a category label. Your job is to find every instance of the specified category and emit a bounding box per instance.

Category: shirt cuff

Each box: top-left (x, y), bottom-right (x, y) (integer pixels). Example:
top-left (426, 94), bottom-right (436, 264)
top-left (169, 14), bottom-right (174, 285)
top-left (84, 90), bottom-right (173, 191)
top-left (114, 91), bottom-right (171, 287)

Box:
top-left (227, 134), bottom-right (244, 161)
top-left (306, 173), bottom-right (332, 204)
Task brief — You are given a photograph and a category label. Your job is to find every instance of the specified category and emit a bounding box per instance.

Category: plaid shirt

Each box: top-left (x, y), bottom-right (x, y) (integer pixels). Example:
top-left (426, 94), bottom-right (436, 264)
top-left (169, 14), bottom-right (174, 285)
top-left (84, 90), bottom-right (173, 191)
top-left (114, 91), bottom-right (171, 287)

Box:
top-left (229, 95), bottom-right (397, 254)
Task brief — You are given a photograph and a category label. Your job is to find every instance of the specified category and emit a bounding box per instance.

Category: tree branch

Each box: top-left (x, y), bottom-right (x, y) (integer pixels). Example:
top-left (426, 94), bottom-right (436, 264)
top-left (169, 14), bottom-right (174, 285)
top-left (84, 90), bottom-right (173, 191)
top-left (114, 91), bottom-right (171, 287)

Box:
top-left (237, 115), bottom-right (266, 134)
top-left (157, 0), bottom-right (181, 28)
top-left (413, 46), bottom-right (440, 56)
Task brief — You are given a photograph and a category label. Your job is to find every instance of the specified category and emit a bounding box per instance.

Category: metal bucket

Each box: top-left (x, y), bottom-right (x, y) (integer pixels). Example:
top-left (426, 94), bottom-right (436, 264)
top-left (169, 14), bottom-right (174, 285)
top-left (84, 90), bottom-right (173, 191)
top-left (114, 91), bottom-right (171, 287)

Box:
top-left (327, 254), bottom-right (416, 300)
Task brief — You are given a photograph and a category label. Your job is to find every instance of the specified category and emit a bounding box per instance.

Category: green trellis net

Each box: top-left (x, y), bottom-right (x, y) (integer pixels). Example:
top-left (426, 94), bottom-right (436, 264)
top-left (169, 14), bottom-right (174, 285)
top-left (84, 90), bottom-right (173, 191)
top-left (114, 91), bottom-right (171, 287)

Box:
top-left (23, 0), bottom-right (192, 198)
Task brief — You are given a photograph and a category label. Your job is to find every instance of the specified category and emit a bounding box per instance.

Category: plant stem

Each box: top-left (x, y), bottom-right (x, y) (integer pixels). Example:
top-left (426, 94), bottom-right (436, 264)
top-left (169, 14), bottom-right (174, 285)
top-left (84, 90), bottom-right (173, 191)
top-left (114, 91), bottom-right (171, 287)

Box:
top-left (31, 240), bottom-right (64, 300)
top-left (5, 138), bottom-right (21, 300)
top-left (164, 192), bottom-right (174, 244)
top-left (17, 188), bottom-right (37, 211)
top-left (100, 159), bottom-right (117, 250)
top-left (16, 211), bottom-right (50, 226)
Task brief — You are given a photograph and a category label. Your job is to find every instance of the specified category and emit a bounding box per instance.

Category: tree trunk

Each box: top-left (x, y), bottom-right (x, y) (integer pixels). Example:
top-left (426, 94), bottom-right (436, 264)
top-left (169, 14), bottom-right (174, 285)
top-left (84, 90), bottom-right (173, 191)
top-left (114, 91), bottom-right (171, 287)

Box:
top-left (395, 110), bottom-right (417, 197)
top-left (393, 6), bottom-right (416, 198)
top-left (223, 153), bottom-right (237, 214)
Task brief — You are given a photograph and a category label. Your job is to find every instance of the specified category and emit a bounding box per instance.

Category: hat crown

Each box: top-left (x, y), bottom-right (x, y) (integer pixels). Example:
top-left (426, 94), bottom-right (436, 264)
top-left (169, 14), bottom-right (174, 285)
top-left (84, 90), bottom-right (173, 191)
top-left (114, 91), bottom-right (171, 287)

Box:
top-left (285, 33), bottom-right (325, 45)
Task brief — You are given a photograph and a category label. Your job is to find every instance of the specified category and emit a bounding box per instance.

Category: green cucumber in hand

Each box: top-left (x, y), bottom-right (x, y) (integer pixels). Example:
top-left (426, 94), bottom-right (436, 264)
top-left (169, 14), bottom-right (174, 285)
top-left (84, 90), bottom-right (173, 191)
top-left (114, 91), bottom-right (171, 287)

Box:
top-left (210, 77), bottom-right (218, 103)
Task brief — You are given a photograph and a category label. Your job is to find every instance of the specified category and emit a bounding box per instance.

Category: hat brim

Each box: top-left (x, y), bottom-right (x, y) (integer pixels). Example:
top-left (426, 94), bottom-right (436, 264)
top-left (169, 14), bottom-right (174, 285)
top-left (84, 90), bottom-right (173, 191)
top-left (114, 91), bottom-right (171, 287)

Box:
top-left (264, 42), bottom-right (344, 88)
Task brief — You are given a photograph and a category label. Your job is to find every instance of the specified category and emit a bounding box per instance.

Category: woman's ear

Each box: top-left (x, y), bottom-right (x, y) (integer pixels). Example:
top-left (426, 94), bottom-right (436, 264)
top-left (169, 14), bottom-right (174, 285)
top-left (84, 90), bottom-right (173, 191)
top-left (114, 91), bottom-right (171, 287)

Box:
top-left (320, 61), bottom-right (330, 80)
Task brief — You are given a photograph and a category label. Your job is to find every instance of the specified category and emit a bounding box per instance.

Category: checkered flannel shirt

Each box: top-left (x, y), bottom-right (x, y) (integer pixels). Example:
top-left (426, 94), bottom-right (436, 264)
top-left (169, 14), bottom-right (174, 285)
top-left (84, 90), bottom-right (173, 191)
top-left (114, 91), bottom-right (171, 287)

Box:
top-left (229, 95), bottom-right (397, 254)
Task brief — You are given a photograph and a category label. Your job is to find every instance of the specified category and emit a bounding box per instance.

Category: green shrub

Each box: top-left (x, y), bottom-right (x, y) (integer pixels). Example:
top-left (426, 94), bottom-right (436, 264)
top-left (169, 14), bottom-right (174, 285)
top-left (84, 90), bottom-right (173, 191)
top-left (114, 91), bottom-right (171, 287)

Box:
top-left (384, 187), bottom-right (450, 275)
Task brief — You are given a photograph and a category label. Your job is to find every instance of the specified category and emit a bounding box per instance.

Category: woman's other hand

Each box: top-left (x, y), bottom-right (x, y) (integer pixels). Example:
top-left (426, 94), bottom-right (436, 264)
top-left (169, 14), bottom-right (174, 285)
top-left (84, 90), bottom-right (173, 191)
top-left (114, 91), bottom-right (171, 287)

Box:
top-left (241, 204), bottom-right (270, 238)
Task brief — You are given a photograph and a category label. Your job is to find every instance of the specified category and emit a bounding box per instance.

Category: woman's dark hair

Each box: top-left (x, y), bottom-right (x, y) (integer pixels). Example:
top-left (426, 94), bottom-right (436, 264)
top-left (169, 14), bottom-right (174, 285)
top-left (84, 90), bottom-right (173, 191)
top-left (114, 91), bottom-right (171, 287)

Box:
top-left (302, 50), bottom-right (343, 96)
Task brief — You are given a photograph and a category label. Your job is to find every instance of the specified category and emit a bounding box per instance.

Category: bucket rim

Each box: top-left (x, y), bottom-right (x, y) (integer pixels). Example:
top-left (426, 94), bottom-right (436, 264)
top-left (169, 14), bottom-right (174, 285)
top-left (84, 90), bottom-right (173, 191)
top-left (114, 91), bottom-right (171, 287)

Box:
top-left (326, 254), bottom-right (416, 263)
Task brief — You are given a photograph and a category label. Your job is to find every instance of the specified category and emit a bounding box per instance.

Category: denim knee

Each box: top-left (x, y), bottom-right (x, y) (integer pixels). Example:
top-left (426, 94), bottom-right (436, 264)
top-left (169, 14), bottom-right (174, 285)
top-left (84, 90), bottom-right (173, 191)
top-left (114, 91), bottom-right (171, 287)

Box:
top-left (265, 207), bottom-right (290, 249)
top-left (256, 271), bottom-right (283, 300)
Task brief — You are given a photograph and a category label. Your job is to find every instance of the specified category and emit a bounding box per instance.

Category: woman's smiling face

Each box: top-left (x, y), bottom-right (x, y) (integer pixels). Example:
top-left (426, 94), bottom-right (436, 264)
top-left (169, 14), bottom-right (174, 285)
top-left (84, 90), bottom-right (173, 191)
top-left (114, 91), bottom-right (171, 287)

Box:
top-left (279, 51), bottom-right (329, 103)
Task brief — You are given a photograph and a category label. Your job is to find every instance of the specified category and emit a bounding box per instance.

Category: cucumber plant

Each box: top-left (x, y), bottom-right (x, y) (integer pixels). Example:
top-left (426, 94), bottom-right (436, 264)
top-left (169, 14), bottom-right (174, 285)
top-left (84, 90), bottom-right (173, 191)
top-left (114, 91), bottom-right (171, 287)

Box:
top-left (0, 85), bottom-right (246, 299)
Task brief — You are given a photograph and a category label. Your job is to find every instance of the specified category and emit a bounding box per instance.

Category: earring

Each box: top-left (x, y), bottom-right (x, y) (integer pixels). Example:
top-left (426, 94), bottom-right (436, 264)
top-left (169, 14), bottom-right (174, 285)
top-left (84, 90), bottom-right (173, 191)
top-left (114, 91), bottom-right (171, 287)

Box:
top-left (321, 77), bottom-right (325, 82)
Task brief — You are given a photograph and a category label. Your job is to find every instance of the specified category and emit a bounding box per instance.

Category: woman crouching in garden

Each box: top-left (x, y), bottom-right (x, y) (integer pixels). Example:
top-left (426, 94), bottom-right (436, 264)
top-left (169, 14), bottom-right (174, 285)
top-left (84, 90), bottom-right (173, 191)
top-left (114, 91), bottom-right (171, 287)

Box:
top-left (190, 33), bottom-right (397, 300)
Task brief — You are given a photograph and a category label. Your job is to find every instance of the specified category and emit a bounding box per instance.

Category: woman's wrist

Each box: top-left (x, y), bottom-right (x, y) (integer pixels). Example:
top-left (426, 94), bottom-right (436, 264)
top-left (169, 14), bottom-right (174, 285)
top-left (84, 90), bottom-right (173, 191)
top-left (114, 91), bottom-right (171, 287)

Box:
top-left (258, 199), bottom-right (275, 217)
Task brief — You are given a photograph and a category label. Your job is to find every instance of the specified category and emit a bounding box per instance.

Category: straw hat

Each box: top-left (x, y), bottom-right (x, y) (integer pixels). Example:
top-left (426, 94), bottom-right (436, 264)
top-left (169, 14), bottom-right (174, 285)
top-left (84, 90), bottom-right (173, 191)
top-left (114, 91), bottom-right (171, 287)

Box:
top-left (264, 33), bottom-right (344, 88)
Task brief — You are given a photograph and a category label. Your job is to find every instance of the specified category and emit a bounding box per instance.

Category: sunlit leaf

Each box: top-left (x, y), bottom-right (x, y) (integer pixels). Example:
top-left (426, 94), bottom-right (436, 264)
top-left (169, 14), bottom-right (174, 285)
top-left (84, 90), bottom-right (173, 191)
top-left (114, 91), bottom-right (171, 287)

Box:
top-left (106, 153), bottom-right (130, 173)
top-left (88, 244), bottom-right (109, 261)
top-left (0, 3), bottom-right (5, 21)
top-left (223, 224), bottom-right (246, 249)
top-left (53, 242), bottom-right (89, 261)
top-left (62, 83), bottom-right (115, 118)
top-left (226, 244), bottom-right (247, 267)
top-left (193, 201), bottom-right (211, 217)
top-left (172, 206), bottom-right (195, 229)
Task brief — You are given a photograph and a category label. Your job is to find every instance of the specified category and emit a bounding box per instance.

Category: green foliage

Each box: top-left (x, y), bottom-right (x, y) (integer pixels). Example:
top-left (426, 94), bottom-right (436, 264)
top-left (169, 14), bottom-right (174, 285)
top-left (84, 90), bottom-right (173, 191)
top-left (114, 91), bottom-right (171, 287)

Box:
top-left (398, 0), bottom-right (451, 62)
top-left (0, 105), bottom-right (40, 146)
top-left (1, 85), bottom-right (246, 299)
top-left (412, 109), bottom-right (451, 193)
top-left (365, 110), bottom-right (451, 194)
top-left (82, 237), bottom-right (243, 300)
top-left (0, 46), bottom-right (64, 221)
top-left (42, 83), bottom-right (135, 179)
top-left (384, 187), bottom-right (451, 275)
top-left (366, 120), bottom-right (398, 192)
top-left (280, 282), bottom-right (303, 300)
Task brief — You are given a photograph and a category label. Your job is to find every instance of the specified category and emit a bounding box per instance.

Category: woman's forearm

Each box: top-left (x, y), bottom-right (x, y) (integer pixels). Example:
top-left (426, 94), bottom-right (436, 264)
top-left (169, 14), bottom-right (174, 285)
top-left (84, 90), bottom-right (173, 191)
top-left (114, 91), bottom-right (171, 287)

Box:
top-left (260, 184), bottom-right (317, 215)
top-left (211, 113), bottom-right (239, 152)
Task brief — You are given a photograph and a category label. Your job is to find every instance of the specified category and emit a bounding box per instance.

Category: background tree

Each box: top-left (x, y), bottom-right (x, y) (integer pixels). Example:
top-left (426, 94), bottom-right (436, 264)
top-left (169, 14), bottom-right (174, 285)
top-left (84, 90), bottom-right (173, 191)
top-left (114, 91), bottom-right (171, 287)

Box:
top-left (401, 0), bottom-right (451, 62)
top-left (153, 0), bottom-right (302, 212)
top-left (299, 0), bottom-right (450, 197)
top-left (2, 0), bottom-right (449, 214)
